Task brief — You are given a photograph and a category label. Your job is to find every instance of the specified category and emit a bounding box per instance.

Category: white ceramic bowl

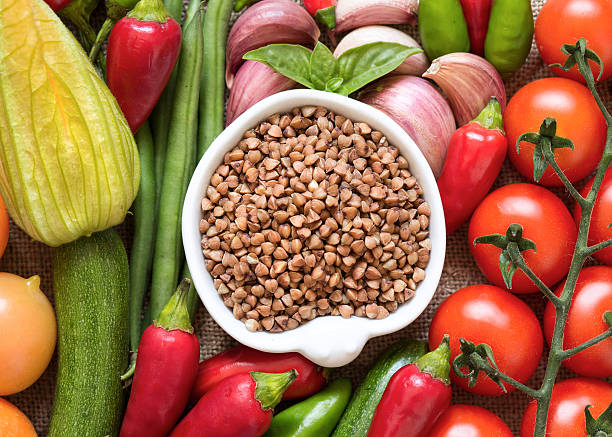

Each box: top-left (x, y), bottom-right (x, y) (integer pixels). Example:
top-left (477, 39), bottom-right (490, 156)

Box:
top-left (183, 89), bottom-right (446, 367)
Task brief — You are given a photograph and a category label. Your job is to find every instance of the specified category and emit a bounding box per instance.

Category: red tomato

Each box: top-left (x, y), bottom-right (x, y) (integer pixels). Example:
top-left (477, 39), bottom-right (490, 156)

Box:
top-left (536, 0), bottom-right (612, 82)
top-left (429, 404), bottom-right (513, 437)
top-left (544, 266), bottom-right (612, 378)
top-left (574, 168), bottom-right (612, 266)
top-left (429, 285), bottom-right (543, 396)
top-left (521, 378), bottom-right (612, 437)
top-left (43, 0), bottom-right (72, 11)
top-left (505, 78), bottom-right (606, 186)
top-left (469, 183), bottom-right (577, 294)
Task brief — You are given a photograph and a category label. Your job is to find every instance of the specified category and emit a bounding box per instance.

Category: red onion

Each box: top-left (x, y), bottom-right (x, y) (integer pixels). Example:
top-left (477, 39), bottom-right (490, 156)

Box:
top-left (334, 26), bottom-right (429, 76)
top-left (423, 53), bottom-right (506, 126)
top-left (335, 0), bottom-right (418, 34)
top-left (359, 76), bottom-right (456, 178)
top-left (225, 0), bottom-right (320, 88)
top-left (226, 61), bottom-right (298, 126)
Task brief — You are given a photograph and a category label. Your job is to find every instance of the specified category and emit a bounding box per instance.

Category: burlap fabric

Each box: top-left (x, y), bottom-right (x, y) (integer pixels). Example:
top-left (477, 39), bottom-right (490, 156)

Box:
top-left (4, 0), bottom-right (612, 434)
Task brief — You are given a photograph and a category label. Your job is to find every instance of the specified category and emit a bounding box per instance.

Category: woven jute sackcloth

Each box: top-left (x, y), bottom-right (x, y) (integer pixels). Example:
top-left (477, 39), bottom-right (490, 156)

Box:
top-left (4, 0), bottom-right (612, 435)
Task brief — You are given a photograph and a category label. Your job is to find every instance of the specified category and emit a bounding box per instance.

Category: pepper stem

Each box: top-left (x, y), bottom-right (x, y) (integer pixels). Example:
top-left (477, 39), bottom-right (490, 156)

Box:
top-left (127, 0), bottom-right (171, 23)
top-left (415, 335), bottom-right (451, 385)
top-left (154, 279), bottom-right (194, 333)
top-left (472, 97), bottom-right (504, 133)
top-left (251, 370), bottom-right (298, 411)
top-left (315, 5), bottom-right (336, 30)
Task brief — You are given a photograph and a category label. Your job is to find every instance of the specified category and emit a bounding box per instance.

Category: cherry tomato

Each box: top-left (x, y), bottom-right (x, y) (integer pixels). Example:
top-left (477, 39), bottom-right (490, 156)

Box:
top-left (469, 183), bottom-right (577, 294)
top-left (0, 194), bottom-right (8, 260)
top-left (0, 274), bottom-right (56, 396)
top-left (505, 78), bottom-right (606, 186)
top-left (544, 266), bottom-right (612, 378)
top-left (0, 398), bottom-right (37, 437)
top-left (536, 0), bottom-right (612, 82)
top-left (521, 378), bottom-right (612, 437)
top-left (429, 404), bottom-right (513, 437)
top-left (429, 284), bottom-right (543, 396)
top-left (574, 168), bottom-right (612, 266)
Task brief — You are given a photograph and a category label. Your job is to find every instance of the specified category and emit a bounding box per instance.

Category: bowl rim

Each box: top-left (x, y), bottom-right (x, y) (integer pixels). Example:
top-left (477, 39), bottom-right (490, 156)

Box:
top-left (182, 89), bottom-right (446, 367)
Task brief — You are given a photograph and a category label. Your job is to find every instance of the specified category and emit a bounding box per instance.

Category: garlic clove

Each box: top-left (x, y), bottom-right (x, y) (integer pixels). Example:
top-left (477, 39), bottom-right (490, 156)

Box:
top-left (359, 75), bottom-right (455, 178)
top-left (225, 0), bottom-right (320, 88)
top-left (334, 26), bottom-right (428, 76)
top-left (423, 52), bottom-right (506, 126)
top-left (226, 61), bottom-right (298, 126)
top-left (335, 0), bottom-right (418, 34)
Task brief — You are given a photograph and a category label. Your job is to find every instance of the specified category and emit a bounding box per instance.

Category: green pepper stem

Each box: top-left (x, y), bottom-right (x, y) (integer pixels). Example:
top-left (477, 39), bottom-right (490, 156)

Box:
top-left (127, 0), bottom-right (171, 22)
top-left (89, 18), bottom-right (115, 64)
top-left (472, 97), bottom-right (504, 133)
top-left (252, 370), bottom-right (298, 411)
top-left (154, 279), bottom-right (194, 333)
top-left (415, 335), bottom-right (451, 385)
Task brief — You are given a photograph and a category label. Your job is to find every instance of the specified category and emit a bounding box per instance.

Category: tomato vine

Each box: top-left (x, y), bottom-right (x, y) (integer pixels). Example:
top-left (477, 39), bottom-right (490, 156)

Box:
top-left (454, 39), bottom-right (612, 437)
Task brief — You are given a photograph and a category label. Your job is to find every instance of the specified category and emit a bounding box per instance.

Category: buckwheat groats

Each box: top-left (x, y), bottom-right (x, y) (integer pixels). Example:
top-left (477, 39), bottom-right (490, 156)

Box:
top-left (200, 106), bottom-right (431, 332)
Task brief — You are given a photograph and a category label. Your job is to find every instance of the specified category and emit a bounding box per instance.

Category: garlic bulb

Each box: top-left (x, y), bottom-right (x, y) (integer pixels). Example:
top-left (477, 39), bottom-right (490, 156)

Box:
top-left (335, 0), bottom-right (418, 34)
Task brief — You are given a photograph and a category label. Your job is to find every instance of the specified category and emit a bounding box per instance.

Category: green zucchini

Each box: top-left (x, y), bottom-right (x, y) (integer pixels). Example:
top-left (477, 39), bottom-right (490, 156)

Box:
top-left (332, 339), bottom-right (428, 437)
top-left (49, 229), bottom-right (129, 437)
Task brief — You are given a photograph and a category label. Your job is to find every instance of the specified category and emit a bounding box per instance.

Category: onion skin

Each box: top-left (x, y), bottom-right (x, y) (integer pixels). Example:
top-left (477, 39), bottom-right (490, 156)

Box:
top-left (226, 61), bottom-right (297, 126)
top-left (225, 0), bottom-right (319, 88)
top-left (423, 52), bottom-right (506, 126)
top-left (359, 76), bottom-right (455, 178)
top-left (334, 26), bottom-right (429, 76)
top-left (335, 0), bottom-right (418, 34)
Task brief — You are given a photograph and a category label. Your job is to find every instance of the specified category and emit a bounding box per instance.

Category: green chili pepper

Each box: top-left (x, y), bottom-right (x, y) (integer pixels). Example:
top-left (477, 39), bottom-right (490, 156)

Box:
top-left (418, 0), bottom-right (470, 61)
top-left (484, 0), bottom-right (533, 78)
top-left (264, 378), bottom-right (352, 437)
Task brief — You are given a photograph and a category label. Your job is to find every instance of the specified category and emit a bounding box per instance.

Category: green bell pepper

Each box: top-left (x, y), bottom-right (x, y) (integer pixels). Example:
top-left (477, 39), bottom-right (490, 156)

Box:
top-left (418, 0), bottom-right (470, 60)
top-left (484, 0), bottom-right (534, 78)
top-left (264, 378), bottom-right (352, 437)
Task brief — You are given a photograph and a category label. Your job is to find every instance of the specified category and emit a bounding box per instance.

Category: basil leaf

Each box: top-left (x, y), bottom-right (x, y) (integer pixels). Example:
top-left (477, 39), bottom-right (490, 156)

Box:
top-left (244, 44), bottom-right (314, 88)
top-left (337, 42), bottom-right (423, 96)
top-left (326, 77), bottom-right (344, 92)
top-left (310, 41), bottom-right (338, 91)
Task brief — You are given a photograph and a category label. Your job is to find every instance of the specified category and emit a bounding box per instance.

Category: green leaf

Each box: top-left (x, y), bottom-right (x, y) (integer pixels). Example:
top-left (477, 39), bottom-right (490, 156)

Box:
top-left (499, 250), bottom-right (517, 289)
top-left (337, 42), bottom-right (421, 96)
top-left (244, 44), bottom-right (314, 89)
top-left (473, 234), bottom-right (508, 249)
top-left (314, 5), bottom-right (336, 30)
top-left (516, 132), bottom-right (540, 154)
top-left (518, 237), bottom-right (537, 253)
top-left (586, 401), bottom-right (612, 436)
top-left (326, 77), bottom-right (344, 92)
top-left (310, 42), bottom-right (338, 91)
top-left (605, 311), bottom-right (612, 328)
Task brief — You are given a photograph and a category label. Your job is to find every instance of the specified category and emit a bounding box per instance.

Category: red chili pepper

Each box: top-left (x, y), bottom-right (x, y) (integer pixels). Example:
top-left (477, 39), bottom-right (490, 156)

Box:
top-left (459, 0), bottom-right (493, 56)
top-left (303, 0), bottom-right (336, 30)
top-left (170, 370), bottom-right (297, 437)
top-left (44, 0), bottom-right (72, 11)
top-left (437, 97), bottom-right (507, 235)
top-left (106, 0), bottom-right (181, 133)
top-left (119, 280), bottom-right (200, 437)
top-left (367, 336), bottom-right (452, 437)
top-left (190, 346), bottom-right (327, 404)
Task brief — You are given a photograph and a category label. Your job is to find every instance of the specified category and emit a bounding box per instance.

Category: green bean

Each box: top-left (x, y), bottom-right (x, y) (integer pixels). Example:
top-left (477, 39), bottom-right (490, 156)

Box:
top-left (128, 121), bottom-right (156, 355)
top-left (150, 0), bottom-right (183, 206)
top-left (148, 1), bottom-right (204, 323)
top-left (234, 0), bottom-right (260, 11)
top-left (199, 0), bottom-right (234, 157)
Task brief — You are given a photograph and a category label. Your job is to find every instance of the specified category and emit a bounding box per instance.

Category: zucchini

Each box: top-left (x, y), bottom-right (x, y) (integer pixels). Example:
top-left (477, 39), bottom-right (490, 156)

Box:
top-left (50, 229), bottom-right (129, 437)
top-left (332, 339), bottom-right (427, 437)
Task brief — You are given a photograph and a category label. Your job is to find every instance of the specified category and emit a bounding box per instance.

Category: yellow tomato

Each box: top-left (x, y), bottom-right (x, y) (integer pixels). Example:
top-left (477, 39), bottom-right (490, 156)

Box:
top-left (0, 194), bottom-right (9, 259)
top-left (0, 398), bottom-right (37, 437)
top-left (0, 274), bottom-right (56, 395)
